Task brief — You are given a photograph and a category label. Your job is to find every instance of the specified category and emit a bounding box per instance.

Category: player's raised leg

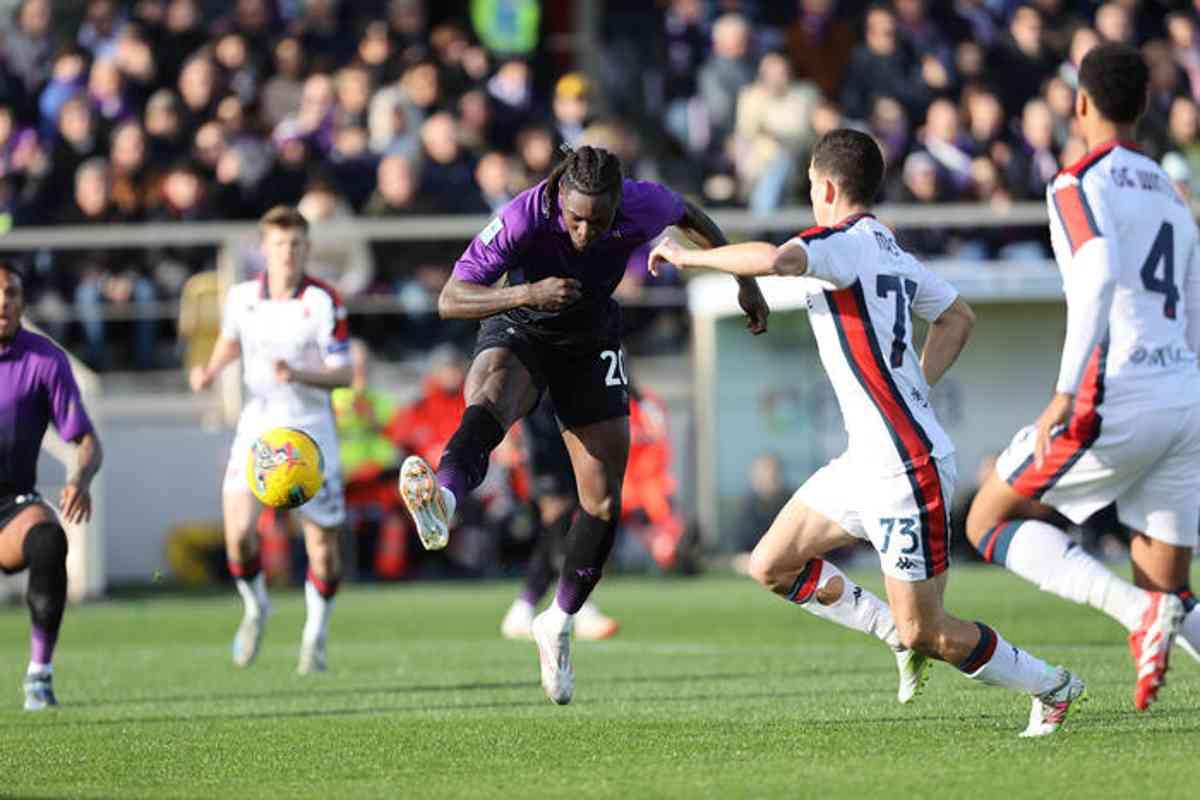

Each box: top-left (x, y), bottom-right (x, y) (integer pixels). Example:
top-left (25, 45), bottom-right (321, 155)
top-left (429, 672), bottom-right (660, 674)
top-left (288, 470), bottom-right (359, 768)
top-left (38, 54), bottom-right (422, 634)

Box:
top-left (885, 573), bottom-right (1085, 737)
top-left (531, 415), bottom-right (628, 705)
top-left (400, 347), bottom-right (539, 550)
top-left (966, 475), bottom-right (1182, 710)
top-left (298, 517), bottom-right (342, 674)
top-left (223, 487), bottom-right (270, 668)
top-left (747, 491), bottom-right (925, 704)
top-left (0, 503), bottom-right (69, 710)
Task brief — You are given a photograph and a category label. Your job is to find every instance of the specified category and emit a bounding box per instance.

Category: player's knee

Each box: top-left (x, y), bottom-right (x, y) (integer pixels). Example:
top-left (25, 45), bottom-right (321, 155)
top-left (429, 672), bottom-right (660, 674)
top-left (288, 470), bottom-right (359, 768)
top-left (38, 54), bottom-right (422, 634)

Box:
top-left (579, 487), bottom-right (620, 522)
top-left (746, 547), bottom-right (786, 593)
top-left (22, 522), bottom-right (68, 570)
top-left (964, 497), bottom-right (999, 544)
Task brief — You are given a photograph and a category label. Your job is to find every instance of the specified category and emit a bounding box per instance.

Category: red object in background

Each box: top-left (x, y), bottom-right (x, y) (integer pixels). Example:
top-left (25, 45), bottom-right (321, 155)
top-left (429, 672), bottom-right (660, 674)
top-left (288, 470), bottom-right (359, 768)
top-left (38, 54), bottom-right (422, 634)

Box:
top-left (386, 376), bottom-right (467, 468)
top-left (623, 389), bottom-right (685, 569)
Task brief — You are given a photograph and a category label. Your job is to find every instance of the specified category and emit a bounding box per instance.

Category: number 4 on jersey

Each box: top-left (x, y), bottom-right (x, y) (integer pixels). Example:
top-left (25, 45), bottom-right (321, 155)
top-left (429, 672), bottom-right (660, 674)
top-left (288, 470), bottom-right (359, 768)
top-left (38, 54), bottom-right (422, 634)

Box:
top-left (1140, 221), bottom-right (1178, 320)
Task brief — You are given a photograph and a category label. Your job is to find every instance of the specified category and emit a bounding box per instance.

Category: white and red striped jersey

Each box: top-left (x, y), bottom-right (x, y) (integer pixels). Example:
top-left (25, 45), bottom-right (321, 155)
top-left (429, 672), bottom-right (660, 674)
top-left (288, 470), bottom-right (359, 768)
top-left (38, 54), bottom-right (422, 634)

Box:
top-left (1046, 141), bottom-right (1200, 408)
top-left (786, 213), bottom-right (959, 478)
top-left (220, 273), bottom-right (350, 427)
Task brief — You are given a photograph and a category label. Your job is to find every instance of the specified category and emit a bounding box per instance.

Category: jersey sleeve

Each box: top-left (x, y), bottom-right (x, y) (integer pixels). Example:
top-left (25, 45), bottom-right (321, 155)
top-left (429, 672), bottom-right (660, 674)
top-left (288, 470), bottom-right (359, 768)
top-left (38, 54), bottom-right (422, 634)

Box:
top-left (1048, 171), bottom-right (1120, 394)
top-left (452, 197), bottom-right (536, 285)
top-left (316, 288), bottom-right (351, 368)
top-left (910, 264), bottom-right (959, 322)
top-left (786, 228), bottom-right (862, 288)
top-left (219, 285), bottom-right (242, 341)
top-left (45, 349), bottom-right (94, 443)
top-left (627, 180), bottom-right (687, 240)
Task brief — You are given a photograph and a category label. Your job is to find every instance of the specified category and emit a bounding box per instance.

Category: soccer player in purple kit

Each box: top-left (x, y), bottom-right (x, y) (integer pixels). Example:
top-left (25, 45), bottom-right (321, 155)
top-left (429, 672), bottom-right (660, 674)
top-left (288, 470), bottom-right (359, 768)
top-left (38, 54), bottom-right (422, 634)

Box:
top-left (0, 262), bottom-right (103, 710)
top-left (399, 146), bottom-right (769, 704)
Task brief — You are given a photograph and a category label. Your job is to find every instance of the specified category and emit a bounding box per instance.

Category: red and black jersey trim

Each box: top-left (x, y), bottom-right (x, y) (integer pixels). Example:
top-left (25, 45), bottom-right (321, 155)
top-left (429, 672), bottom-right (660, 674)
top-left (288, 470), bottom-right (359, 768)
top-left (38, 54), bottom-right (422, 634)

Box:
top-left (1052, 183), bottom-right (1102, 254)
top-left (1006, 337), bottom-right (1108, 499)
top-left (825, 280), bottom-right (949, 578)
top-left (1057, 140), bottom-right (1135, 180)
top-left (299, 275), bottom-right (350, 342)
top-left (797, 212), bottom-right (876, 243)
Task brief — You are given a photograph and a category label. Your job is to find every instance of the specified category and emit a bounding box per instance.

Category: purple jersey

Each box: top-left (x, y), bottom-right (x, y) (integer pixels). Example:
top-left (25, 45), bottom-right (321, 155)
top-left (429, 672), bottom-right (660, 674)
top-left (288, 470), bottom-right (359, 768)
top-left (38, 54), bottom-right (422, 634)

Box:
top-left (454, 178), bottom-right (686, 346)
top-left (0, 329), bottom-right (94, 496)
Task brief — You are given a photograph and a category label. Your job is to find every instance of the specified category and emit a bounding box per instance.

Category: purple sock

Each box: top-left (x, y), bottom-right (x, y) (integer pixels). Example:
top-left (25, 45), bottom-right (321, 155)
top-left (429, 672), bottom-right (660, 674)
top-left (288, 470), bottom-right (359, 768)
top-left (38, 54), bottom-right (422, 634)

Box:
top-left (435, 461), bottom-right (471, 502)
top-left (555, 568), bottom-right (602, 614)
top-left (31, 624), bottom-right (57, 667)
top-left (554, 510), bottom-right (616, 613)
top-left (520, 586), bottom-right (545, 606)
top-left (435, 405), bottom-right (507, 501)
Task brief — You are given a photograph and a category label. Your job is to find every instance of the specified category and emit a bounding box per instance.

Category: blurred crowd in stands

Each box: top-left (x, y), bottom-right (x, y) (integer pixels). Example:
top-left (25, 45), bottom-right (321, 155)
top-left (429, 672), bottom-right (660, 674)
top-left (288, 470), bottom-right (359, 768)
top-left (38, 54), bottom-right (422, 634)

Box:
top-left (2, 0), bottom-right (1199, 369)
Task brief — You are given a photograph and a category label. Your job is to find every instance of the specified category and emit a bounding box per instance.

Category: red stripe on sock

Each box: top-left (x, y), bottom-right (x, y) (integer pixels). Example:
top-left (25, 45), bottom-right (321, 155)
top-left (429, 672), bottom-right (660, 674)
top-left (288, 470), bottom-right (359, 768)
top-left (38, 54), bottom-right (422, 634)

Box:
top-left (307, 568), bottom-right (340, 599)
top-left (229, 556), bottom-right (262, 580)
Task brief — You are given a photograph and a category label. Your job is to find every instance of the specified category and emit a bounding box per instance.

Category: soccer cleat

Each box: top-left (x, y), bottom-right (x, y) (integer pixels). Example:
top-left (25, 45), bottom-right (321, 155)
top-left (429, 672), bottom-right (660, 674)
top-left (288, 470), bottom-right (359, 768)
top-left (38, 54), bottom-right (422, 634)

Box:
top-left (399, 456), bottom-right (455, 550)
top-left (23, 671), bottom-right (58, 711)
top-left (232, 609), bottom-right (268, 668)
top-left (500, 599), bottom-right (535, 641)
top-left (531, 610), bottom-right (575, 705)
top-left (895, 649), bottom-right (931, 705)
top-left (574, 600), bottom-right (620, 641)
top-left (1020, 668), bottom-right (1086, 738)
top-left (297, 637), bottom-right (326, 675)
top-left (1129, 592), bottom-right (1185, 711)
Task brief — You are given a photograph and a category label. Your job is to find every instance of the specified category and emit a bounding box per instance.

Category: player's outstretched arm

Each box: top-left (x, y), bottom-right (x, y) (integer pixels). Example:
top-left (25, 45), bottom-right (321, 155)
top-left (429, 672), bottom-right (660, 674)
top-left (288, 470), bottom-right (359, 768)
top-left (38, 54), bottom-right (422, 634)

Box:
top-left (674, 199), bottom-right (768, 334)
top-left (276, 360), bottom-right (353, 389)
top-left (189, 336), bottom-right (241, 392)
top-left (920, 297), bottom-right (975, 387)
top-left (437, 275), bottom-right (582, 320)
top-left (61, 430), bottom-right (102, 525)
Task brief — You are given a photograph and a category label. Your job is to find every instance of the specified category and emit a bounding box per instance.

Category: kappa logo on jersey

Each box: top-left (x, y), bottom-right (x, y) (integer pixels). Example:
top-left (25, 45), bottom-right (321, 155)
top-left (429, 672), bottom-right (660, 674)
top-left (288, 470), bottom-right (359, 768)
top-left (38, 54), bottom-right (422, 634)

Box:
top-left (479, 216), bottom-right (504, 246)
top-left (895, 557), bottom-right (916, 571)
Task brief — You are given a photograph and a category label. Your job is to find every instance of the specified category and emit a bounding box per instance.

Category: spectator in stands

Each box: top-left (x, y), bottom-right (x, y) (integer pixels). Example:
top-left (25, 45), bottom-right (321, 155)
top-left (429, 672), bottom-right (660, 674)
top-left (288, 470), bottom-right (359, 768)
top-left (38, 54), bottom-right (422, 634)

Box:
top-left (38, 95), bottom-right (100, 221)
top-left (368, 60), bottom-right (436, 154)
top-left (1094, 2), bottom-right (1132, 46)
top-left (1006, 98), bottom-right (1059, 201)
top-left (387, 0), bottom-right (430, 63)
top-left (260, 37), bottom-right (306, 129)
top-left (108, 120), bottom-right (148, 218)
top-left (512, 124), bottom-right (555, 189)
top-left (0, 104), bottom-right (42, 200)
top-left (146, 160), bottom-right (216, 296)
top-left (987, 6), bottom-right (1055, 118)
top-left (417, 111), bottom-right (484, 214)
top-left (474, 151), bottom-right (514, 212)
top-left (733, 453), bottom-right (792, 553)
top-left (38, 48), bottom-right (90, 140)
top-left (1042, 76), bottom-right (1075, 148)
top-left (213, 33), bottom-right (260, 107)
top-left (918, 98), bottom-right (972, 199)
top-left (274, 72), bottom-right (337, 157)
top-left (176, 56), bottom-right (219, 138)
top-left (698, 14), bottom-right (756, 154)
top-left (733, 51), bottom-right (820, 214)
top-left (457, 88), bottom-right (493, 156)
top-left (486, 59), bottom-right (538, 151)
top-left (142, 89), bottom-right (186, 166)
top-left (1059, 26), bottom-right (1100, 88)
top-left (870, 95), bottom-right (911, 175)
top-left (334, 64), bottom-right (373, 131)
top-left (893, 151), bottom-right (954, 254)
top-left (297, 179), bottom-right (374, 297)
top-left (657, 0), bottom-right (708, 152)
top-left (962, 85), bottom-right (1006, 159)
top-left (785, 0), bottom-right (856, 100)
top-left (157, 0), bottom-right (207, 88)
top-left (894, 0), bottom-right (952, 73)
top-left (840, 5), bottom-right (928, 122)
top-left (1167, 13), bottom-right (1200, 103)
top-left (6, 0), bottom-right (57, 114)
top-left (552, 73), bottom-right (593, 149)
top-left (1143, 40), bottom-right (1191, 158)
top-left (78, 0), bottom-right (127, 61)
top-left (1167, 96), bottom-right (1200, 188)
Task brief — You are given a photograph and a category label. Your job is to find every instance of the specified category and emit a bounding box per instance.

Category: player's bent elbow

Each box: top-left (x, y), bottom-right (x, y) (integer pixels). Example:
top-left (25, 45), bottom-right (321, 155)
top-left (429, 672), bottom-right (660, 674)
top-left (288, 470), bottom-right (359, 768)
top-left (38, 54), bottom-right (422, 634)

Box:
top-left (770, 245), bottom-right (805, 277)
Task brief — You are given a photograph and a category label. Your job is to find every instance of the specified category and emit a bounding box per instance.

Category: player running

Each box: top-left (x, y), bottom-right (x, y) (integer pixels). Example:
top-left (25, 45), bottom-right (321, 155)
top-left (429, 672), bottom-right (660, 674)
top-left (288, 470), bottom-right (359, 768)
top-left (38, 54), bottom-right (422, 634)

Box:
top-left (190, 206), bottom-right (351, 675)
top-left (649, 130), bottom-right (1086, 737)
top-left (0, 262), bottom-right (103, 710)
top-left (500, 395), bottom-right (619, 642)
top-left (966, 43), bottom-right (1198, 711)
top-left (399, 145), bottom-right (769, 704)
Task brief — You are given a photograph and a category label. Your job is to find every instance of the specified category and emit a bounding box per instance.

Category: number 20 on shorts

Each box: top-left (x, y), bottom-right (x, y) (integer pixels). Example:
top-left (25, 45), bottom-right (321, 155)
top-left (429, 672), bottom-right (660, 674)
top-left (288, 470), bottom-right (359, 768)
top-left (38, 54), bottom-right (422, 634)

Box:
top-left (600, 350), bottom-right (628, 387)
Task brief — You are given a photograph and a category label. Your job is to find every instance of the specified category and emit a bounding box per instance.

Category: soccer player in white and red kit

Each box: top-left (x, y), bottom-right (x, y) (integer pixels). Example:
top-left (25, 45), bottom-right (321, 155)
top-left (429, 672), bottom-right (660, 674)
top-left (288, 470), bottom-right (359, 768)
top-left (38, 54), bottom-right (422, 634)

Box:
top-left (967, 43), bottom-right (1200, 711)
top-left (650, 130), bottom-right (1085, 737)
top-left (190, 206), bottom-right (351, 674)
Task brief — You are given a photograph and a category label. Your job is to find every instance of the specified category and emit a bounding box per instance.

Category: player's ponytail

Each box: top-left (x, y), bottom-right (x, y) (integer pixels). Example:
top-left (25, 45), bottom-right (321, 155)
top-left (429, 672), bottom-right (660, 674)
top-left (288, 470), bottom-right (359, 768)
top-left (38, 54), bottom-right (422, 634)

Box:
top-left (542, 144), bottom-right (625, 219)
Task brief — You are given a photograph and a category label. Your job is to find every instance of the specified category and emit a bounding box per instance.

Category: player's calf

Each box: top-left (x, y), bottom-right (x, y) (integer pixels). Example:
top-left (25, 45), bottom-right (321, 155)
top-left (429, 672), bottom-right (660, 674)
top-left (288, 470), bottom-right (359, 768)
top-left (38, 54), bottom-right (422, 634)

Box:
top-left (22, 521), bottom-right (67, 710)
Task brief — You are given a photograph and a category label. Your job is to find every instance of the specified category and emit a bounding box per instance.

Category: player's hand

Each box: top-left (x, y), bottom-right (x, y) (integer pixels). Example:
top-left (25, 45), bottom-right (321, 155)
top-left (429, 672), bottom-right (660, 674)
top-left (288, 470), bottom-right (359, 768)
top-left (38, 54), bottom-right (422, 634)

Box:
top-left (738, 279), bottom-right (769, 335)
top-left (59, 482), bottom-right (92, 525)
top-left (274, 360), bottom-right (294, 383)
top-left (647, 239), bottom-right (688, 277)
top-left (189, 365), bottom-right (212, 393)
top-left (1033, 392), bottom-right (1074, 469)
top-left (527, 277), bottom-right (582, 311)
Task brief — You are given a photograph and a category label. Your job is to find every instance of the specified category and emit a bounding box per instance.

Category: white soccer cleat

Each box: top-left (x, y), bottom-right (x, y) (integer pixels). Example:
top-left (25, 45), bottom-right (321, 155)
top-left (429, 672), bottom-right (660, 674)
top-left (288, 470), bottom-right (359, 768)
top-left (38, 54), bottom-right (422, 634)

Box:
top-left (1129, 592), bottom-right (1186, 710)
top-left (574, 600), bottom-right (620, 641)
top-left (532, 610), bottom-right (575, 705)
top-left (297, 637), bottom-right (327, 675)
top-left (501, 599), bottom-right (535, 640)
top-left (1020, 668), bottom-right (1086, 738)
top-left (232, 606), bottom-right (269, 668)
top-left (399, 455), bottom-right (455, 550)
top-left (895, 648), bottom-right (931, 704)
top-left (23, 671), bottom-right (58, 711)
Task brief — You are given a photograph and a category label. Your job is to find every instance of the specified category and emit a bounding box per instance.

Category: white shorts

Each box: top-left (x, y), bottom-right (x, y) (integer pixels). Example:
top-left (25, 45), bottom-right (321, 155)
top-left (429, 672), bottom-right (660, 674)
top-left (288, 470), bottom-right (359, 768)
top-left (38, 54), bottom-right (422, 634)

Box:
top-left (997, 399), bottom-right (1200, 548)
top-left (223, 412), bottom-right (346, 529)
top-left (796, 453), bottom-right (956, 582)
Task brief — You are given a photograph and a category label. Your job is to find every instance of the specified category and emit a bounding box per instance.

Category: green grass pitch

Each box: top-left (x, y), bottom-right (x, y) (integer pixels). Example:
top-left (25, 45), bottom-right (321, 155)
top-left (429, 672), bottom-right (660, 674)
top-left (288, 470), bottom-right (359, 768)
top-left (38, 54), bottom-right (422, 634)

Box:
top-left (0, 568), bottom-right (1195, 799)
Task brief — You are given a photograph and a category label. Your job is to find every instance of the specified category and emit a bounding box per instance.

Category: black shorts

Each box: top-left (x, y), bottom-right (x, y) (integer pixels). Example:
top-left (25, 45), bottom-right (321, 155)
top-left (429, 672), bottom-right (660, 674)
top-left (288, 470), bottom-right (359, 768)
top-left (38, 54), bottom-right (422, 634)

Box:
top-left (522, 395), bottom-right (576, 498)
top-left (0, 492), bottom-right (42, 531)
top-left (474, 317), bottom-right (630, 430)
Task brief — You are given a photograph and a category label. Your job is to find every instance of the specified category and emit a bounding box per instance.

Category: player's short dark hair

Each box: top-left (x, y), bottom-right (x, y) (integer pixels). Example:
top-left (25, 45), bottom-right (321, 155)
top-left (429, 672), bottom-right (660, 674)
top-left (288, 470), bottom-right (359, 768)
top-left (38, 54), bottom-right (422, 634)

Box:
top-left (259, 205), bottom-right (310, 234)
top-left (543, 144), bottom-right (624, 217)
top-left (810, 129), bottom-right (885, 206)
top-left (1078, 42), bottom-right (1148, 125)
top-left (0, 261), bottom-right (24, 289)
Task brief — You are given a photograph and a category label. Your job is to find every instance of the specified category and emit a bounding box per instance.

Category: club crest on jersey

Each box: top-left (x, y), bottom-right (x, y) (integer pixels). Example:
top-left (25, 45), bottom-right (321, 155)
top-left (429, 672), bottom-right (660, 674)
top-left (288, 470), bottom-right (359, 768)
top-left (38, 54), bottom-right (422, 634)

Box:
top-left (479, 216), bottom-right (504, 245)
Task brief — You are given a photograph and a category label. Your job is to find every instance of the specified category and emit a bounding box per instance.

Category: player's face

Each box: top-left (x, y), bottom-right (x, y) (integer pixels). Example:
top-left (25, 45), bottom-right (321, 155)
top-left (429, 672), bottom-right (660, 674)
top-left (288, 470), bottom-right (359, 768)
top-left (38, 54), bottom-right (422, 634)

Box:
top-left (560, 188), bottom-right (618, 252)
top-left (808, 166), bottom-right (837, 227)
top-left (0, 270), bottom-right (24, 342)
top-left (261, 225), bottom-right (310, 279)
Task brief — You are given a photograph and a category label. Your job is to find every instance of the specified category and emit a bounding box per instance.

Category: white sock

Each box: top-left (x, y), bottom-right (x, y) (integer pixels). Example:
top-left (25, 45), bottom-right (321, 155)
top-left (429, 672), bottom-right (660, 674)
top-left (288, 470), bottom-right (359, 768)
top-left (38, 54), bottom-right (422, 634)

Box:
top-left (302, 579), bottom-right (335, 645)
top-left (26, 661), bottom-right (50, 676)
top-left (960, 624), bottom-right (1061, 695)
top-left (788, 559), bottom-right (903, 651)
top-left (991, 519), bottom-right (1148, 631)
top-left (441, 487), bottom-right (458, 521)
top-left (235, 573), bottom-right (269, 618)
